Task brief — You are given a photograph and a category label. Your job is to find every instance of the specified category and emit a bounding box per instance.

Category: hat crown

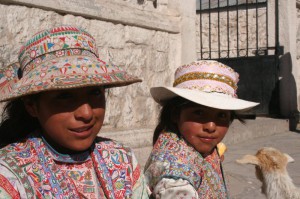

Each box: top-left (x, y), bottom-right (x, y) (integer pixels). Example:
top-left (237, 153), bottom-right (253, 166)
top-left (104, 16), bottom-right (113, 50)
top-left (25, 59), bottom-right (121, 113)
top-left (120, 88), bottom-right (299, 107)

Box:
top-left (18, 25), bottom-right (99, 70)
top-left (173, 60), bottom-right (239, 97)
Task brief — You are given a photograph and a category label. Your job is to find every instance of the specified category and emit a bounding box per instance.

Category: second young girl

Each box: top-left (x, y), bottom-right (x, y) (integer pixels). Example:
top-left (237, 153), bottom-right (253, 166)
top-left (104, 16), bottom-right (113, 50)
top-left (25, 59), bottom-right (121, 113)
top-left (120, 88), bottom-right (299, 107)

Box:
top-left (144, 60), bottom-right (259, 198)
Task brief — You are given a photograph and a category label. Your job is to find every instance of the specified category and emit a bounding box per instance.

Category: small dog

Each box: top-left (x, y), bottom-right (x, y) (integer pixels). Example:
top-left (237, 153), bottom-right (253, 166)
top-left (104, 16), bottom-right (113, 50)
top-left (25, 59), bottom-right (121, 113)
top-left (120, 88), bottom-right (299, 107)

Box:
top-left (236, 147), bottom-right (300, 199)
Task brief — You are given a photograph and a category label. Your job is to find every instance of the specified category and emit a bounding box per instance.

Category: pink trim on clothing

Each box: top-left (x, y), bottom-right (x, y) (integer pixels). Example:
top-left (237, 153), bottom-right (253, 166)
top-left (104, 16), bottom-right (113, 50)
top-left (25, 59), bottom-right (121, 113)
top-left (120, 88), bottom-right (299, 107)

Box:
top-left (0, 174), bottom-right (20, 199)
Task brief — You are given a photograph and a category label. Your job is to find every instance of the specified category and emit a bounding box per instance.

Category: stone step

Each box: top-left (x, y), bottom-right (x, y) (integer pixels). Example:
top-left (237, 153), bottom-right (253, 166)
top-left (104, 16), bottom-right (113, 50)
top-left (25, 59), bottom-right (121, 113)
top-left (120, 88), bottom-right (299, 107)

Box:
top-left (223, 117), bottom-right (289, 145)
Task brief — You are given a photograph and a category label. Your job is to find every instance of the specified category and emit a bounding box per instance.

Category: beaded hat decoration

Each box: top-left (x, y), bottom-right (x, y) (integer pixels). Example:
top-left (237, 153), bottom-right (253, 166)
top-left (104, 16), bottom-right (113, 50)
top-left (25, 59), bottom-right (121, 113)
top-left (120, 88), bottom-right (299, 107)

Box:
top-left (0, 25), bottom-right (141, 102)
top-left (150, 60), bottom-right (259, 111)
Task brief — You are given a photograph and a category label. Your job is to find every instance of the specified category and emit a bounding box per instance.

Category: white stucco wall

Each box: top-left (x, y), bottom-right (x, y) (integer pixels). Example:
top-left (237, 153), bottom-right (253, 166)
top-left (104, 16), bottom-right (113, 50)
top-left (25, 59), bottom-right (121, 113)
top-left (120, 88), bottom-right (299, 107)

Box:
top-left (277, 0), bottom-right (299, 118)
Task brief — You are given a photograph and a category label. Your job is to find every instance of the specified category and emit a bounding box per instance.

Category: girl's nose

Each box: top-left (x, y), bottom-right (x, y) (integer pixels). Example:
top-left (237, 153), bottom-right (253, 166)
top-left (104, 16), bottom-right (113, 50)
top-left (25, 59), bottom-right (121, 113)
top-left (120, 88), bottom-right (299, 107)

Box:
top-left (203, 121), bottom-right (216, 133)
top-left (74, 103), bottom-right (93, 122)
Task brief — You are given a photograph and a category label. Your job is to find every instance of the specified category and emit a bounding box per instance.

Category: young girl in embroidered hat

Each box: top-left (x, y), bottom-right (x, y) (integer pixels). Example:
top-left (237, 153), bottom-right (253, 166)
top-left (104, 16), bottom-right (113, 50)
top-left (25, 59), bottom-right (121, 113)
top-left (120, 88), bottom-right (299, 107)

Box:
top-left (144, 60), bottom-right (259, 198)
top-left (0, 25), bottom-right (149, 198)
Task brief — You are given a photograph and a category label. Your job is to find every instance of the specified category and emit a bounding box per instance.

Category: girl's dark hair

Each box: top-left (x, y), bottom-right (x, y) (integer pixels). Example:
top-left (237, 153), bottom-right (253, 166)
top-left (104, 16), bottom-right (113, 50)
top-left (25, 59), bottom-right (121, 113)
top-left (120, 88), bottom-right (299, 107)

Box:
top-left (152, 97), bottom-right (187, 145)
top-left (0, 97), bottom-right (40, 148)
top-left (152, 97), bottom-right (245, 145)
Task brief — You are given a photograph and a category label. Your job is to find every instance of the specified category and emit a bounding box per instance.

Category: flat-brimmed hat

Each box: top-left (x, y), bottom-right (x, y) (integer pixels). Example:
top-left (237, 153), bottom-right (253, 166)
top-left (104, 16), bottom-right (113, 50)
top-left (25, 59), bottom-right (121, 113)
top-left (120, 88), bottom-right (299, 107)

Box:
top-left (0, 25), bottom-right (141, 102)
top-left (151, 60), bottom-right (259, 111)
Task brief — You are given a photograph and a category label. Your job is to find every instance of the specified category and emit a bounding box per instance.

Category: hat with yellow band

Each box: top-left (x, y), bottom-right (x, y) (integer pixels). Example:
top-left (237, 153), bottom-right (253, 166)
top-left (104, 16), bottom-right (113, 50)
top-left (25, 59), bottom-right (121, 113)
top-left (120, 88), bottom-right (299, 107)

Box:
top-left (0, 25), bottom-right (141, 102)
top-left (150, 60), bottom-right (259, 111)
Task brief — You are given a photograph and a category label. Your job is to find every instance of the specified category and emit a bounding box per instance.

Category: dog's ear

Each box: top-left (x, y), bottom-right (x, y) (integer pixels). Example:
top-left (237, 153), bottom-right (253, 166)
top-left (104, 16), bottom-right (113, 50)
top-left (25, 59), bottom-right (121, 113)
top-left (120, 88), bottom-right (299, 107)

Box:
top-left (236, 155), bottom-right (260, 165)
top-left (284, 153), bottom-right (294, 163)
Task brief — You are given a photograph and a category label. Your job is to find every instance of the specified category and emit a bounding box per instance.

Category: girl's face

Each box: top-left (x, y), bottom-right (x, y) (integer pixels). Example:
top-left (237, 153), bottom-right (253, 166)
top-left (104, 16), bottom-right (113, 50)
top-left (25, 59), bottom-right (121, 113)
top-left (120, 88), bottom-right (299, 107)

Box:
top-left (25, 86), bottom-right (106, 154)
top-left (176, 103), bottom-right (231, 157)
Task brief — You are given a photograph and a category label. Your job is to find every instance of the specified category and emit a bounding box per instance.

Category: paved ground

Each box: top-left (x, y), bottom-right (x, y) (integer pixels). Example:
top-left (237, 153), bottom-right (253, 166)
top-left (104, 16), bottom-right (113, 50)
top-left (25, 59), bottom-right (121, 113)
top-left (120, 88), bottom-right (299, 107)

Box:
top-left (223, 131), bottom-right (300, 199)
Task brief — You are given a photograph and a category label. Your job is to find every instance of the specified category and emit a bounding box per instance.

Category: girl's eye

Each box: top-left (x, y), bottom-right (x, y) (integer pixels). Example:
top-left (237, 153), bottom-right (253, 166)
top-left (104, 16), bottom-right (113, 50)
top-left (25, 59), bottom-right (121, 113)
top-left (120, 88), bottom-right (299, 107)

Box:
top-left (90, 88), bottom-right (104, 96)
top-left (194, 109), bottom-right (204, 116)
top-left (55, 92), bottom-right (72, 100)
top-left (218, 112), bottom-right (230, 120)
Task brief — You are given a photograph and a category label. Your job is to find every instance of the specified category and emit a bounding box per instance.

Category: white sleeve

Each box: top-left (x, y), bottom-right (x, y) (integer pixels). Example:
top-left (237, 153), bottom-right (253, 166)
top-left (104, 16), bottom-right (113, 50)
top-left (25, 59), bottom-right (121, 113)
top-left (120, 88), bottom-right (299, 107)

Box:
top-left (152, 178), bottom-right (198, 199)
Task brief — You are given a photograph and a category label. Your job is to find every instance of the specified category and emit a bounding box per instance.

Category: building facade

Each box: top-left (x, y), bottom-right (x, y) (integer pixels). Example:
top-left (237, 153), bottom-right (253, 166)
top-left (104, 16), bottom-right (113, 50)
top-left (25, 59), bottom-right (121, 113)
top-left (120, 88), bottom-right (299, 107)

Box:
top-left (0, 0), bottom-right (298, 166)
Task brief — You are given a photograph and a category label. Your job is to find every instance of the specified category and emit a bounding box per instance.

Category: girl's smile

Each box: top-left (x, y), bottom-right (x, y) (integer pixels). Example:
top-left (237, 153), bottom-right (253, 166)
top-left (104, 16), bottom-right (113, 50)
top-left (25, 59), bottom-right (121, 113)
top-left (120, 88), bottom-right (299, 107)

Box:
top-left (68, 124), bottom-right (94, 138)
top-left (199, 137), bottom-right (217, 143)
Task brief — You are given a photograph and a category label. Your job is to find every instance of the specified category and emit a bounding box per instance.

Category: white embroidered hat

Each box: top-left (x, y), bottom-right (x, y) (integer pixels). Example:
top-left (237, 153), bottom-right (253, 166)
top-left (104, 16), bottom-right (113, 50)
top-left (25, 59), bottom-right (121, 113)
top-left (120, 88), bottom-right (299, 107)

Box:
top-left (150, 60), bottom-right (259, 111)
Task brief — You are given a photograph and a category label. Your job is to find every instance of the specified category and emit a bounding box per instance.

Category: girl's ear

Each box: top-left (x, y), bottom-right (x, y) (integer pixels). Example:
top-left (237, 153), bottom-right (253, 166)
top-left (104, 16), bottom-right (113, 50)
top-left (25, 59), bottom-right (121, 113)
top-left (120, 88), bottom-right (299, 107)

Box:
top-left (23, 98), bottom-right (38, 117)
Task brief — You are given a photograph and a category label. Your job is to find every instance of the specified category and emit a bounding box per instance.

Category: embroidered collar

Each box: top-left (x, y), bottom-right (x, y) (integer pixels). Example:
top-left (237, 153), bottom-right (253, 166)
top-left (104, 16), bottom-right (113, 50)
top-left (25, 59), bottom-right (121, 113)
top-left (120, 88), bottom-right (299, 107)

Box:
top-left (40, 134), bottom-right (91, 163)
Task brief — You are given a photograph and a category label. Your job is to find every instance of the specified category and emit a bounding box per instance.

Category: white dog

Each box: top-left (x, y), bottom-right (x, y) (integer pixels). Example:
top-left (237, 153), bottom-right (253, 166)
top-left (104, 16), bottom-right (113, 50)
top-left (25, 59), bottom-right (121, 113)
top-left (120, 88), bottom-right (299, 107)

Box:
top-left (236, 147), bottom-right (300, 199)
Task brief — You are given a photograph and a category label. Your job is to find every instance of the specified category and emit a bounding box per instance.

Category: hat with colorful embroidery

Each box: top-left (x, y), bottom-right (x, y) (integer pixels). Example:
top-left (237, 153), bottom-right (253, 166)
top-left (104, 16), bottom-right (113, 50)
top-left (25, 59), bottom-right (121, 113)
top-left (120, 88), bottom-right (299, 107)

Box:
top-left (150, 60), bottom-right (259, 111)
top-left (0, 25), bottom-right (141, 102)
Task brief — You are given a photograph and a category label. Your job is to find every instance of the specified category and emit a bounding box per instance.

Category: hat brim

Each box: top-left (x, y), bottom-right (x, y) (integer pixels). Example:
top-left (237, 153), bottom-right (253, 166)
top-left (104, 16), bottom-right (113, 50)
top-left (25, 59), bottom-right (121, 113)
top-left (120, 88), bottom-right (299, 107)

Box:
top-left (150, 87), bottom-right (259, 111)
top-left (0, 56), bottom-right (141, 102)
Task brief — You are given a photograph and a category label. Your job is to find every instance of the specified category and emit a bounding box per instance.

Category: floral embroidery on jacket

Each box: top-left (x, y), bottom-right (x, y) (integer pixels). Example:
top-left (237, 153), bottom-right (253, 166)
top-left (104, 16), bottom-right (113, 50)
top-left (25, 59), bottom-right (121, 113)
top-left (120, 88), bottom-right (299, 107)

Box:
top-left (144, 131), bottom-right (228, 199)
top-left (0, 132), bottom-right (148, 199)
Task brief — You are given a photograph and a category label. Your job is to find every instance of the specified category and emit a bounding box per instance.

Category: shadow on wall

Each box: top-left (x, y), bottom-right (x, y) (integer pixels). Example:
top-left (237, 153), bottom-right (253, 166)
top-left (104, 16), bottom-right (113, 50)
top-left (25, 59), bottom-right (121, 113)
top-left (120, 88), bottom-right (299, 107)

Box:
top-left (278, 53), bottom-right (299, 131)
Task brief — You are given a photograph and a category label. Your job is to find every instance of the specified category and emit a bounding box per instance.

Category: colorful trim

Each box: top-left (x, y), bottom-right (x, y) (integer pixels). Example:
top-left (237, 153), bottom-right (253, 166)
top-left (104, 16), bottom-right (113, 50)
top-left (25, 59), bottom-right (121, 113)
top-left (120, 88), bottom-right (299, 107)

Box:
top-left (22, 49), bottom-right (104, 76)
top-left (91, 147), bottom-right (116, 199)
top-left (19, 26), bottom-right (98, 70)
top-left (173, 72), bottom-right (237, 89)
top-left (132, 165), bottom-right (141, 186)
top-left (33, 138), bottom-right (65, 198)
top-left (1, 156), bottom-right (35, 198)
top-left (0, 62), bottom-right (19, 97)
top-left (0, 174), bottom-right (20, 199)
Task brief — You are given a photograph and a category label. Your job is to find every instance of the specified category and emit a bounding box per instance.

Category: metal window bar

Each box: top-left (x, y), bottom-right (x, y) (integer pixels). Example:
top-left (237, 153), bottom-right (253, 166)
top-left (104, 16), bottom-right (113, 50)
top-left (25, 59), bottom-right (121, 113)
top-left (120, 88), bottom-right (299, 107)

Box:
top-left (218, 0), bottom-right (220, 58)
top-left (227, 0), bottom-right (230, 58)
top-left (236, 0), bottom-right (239, 57)
top-left (209, 0), bottom-right (212, 59)
top-left (200, 2), bottom-right (203, 59)
top-left (256, 0), bottom-right (259, 54)
top-left (246, 0), bottom-right (249, 56)
top-left (268, 0), bottom-right (270, 55)
top-left (275, 0), bottom-right (280, 55)
top-left (197, 0), bottom-right (270, 60)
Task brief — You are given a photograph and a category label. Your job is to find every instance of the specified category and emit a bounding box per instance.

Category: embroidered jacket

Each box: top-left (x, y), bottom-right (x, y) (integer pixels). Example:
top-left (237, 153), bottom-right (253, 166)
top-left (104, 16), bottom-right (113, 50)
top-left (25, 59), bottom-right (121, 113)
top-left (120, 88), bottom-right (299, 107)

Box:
top-left (0, 132), bottom-right (149, 199)
top-left (144, 131), bottom-right (229, 199)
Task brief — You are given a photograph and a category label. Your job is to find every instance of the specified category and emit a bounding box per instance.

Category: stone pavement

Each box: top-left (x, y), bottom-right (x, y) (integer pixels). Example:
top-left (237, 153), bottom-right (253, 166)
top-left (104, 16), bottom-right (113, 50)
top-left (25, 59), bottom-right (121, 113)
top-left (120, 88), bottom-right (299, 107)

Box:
top-left (223, 131), bottom-right (300, 199)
